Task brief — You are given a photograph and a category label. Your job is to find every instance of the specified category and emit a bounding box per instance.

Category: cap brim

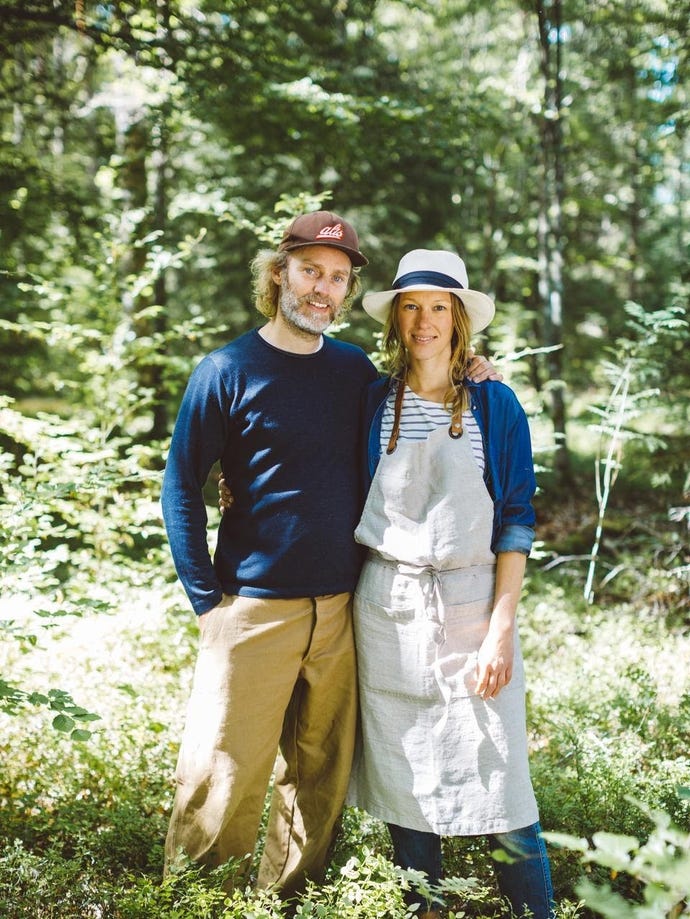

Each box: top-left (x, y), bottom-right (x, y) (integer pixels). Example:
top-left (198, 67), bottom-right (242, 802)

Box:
top-left (282, 240), bottom-right (368, 267)
top-left (362, 285), bottom-right (495, 333)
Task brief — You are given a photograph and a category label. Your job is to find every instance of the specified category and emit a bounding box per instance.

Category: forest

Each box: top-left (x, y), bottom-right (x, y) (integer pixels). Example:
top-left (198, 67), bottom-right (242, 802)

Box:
top-left (0, 0), bottom-right (688, 916)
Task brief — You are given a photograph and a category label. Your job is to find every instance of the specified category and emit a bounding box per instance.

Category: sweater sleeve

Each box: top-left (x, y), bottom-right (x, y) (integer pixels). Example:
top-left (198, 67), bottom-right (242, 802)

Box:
top-left (161, 355), bottom-right (230, 614)
top-left (494, 391), bottom-right (536, 553)
top-left (475, 381), bottom-right (536, 557)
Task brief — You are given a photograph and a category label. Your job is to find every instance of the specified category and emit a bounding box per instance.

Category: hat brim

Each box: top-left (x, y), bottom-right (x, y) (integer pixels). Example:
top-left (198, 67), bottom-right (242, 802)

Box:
top-left (362, 285), bottom-right (495, 333)
top-left (281, 240), bottom-right (368, 267)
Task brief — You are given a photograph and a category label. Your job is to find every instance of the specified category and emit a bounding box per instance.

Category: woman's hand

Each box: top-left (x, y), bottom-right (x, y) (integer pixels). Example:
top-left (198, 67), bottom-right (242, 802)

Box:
top-left (475, 625), bottom-right (515, 700)
top-left (218, 475), bottom-right (234, 514)
top-left (475, 551), bottom-right (526, 700)
top-left (467, 349), bottom-right (503, 382)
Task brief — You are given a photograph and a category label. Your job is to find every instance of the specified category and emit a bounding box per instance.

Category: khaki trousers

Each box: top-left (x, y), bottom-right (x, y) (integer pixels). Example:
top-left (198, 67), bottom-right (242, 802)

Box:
top-left (164, 592), bottom-right (357, 896)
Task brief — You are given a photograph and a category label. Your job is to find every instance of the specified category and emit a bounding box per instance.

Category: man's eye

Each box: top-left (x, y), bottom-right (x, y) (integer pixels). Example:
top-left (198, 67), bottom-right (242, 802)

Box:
top-left (333, 275), bottom-right (347, 285)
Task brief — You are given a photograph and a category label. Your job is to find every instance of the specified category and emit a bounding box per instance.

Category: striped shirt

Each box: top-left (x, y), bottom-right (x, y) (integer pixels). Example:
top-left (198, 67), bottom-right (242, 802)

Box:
top-left (380, 386), bottom-right (485, 473)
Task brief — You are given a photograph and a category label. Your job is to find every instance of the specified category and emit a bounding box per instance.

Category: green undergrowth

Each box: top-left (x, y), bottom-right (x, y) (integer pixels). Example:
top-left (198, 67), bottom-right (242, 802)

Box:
top-left (1, 457), bottom-right (688, 917)
top-left (1, 562), bottom-right (688, 916)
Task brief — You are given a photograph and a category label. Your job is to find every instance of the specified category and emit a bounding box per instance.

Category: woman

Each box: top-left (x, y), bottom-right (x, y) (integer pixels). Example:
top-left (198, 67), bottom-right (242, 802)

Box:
top-left (348, 249), bottom-right (554, 919)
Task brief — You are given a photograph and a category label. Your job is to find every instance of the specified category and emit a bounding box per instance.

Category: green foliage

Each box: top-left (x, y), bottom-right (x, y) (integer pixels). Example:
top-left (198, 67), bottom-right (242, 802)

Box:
top-left (1, 559), bottom-right (687, 917)
top-left (0, 200), bottom-right (233, 730)
top-left (520, 575), bottom-right (690, 908)
top-left (544, 792), bottom-right (690, 918)
top-left (0, 679), bottom-right (100, 741)
top-left (114, 860), bottom-right (287, 919)
top-left (553, 301), bottom-right (690, 603)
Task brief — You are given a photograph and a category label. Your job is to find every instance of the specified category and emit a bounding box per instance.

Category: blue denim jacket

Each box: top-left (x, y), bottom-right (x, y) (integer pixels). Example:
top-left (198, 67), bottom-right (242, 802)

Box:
top-left (362, 377), bottom-right (536, 555)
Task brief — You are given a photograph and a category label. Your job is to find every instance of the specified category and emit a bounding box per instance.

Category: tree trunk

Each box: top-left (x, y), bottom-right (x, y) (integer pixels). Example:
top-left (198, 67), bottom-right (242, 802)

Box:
top-left (535, 0), bottom-right (571, 483)
top-left (118, 4), bottom-right (172, 444)
top-left (149, 110), bottom-right (169, 441)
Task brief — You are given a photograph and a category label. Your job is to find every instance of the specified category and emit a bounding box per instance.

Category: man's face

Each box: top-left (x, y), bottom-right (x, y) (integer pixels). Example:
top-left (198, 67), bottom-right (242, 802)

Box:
top-left (274, 246), bottom-right (352, 337)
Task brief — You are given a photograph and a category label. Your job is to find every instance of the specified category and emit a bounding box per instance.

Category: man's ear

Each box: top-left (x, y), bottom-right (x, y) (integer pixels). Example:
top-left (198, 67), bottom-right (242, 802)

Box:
top-left (272, 266), bottom-right (283, 286)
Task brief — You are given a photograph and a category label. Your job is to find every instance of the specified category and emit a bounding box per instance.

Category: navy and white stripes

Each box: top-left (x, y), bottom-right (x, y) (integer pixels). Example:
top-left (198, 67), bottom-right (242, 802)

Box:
top-left (380, 386), bottom-right (485, 473)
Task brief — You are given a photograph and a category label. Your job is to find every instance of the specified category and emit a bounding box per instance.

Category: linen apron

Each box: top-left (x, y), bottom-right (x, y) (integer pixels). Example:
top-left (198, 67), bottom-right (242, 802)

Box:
top-left (349, 424), bottom-right (539, 836)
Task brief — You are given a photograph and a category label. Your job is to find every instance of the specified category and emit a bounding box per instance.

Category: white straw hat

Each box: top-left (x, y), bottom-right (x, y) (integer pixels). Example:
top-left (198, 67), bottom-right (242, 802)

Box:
top-left (362, 249), bottom-right (495, 333)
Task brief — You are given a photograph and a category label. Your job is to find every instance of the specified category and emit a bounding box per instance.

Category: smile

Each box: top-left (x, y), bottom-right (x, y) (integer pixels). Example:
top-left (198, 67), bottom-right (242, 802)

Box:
top-left (303, 297), bottom-right (332, 311)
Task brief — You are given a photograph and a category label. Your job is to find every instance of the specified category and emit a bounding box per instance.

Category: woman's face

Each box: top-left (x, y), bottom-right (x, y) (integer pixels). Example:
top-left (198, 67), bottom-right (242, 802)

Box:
top-left (396, 289), bottom-right (454, 363)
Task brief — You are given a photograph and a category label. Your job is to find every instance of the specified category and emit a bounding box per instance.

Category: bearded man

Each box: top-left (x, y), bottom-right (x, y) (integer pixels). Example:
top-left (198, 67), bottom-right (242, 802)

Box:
top-left (161, 211), bottom-right (376, 896)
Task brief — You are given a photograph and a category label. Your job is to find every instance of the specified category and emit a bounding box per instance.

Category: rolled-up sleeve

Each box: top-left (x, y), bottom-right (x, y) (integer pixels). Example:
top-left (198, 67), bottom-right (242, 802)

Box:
top-left (494, 523), bottom-right (535, 555)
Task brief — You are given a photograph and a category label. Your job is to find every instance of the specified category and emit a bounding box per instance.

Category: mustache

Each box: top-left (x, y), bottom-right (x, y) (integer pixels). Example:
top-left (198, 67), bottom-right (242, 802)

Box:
top-left (298, 293), bottom-right (336, 310)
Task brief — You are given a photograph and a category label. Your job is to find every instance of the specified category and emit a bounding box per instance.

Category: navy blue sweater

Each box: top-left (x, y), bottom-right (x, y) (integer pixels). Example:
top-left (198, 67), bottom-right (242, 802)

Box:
top-left (161, 329), bottom-right (378, 614)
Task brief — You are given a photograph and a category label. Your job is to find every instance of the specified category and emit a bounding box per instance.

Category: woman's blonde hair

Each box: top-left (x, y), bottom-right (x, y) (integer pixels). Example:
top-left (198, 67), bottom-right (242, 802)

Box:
top-left (251, 248), bottom-right (362, 319)
top-left (382, 292), bottom-right (473, 445)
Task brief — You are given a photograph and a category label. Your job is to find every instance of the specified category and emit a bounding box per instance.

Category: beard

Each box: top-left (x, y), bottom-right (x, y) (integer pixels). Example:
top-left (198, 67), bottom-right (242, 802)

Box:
top-left (278, 276), bottom-right (343, 337)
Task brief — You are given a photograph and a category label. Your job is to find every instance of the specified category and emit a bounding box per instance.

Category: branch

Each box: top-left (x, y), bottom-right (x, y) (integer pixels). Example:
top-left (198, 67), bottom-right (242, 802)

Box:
top-left (541, 554), bottom-right (593, 571)
top-left (0, 4), bottom-right (176, 58)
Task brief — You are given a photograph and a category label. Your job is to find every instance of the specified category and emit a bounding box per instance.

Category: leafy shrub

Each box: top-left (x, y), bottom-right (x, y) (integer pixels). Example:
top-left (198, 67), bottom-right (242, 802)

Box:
top-left (544, 791), bottom-right (690, 918)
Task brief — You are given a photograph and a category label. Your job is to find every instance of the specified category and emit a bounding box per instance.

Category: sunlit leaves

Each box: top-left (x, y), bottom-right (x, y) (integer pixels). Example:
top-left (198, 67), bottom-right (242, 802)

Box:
top-left (544, 795), bottom-right (690, 918)
top-left (0, 681), bottom-right (100, 741)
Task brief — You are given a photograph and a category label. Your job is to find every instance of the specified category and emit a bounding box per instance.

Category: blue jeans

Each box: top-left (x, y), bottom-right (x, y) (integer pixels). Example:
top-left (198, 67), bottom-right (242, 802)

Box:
top-left (388, 821), bottom-right (554, 918)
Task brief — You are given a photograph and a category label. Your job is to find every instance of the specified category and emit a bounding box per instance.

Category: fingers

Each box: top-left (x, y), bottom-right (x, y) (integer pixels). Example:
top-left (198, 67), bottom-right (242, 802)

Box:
top-left (475, 660), bottom-right (513, 700)
top-left (467, 355), bottom-right (503, 383)
top-left (218, 476), bottom-right (234, 514)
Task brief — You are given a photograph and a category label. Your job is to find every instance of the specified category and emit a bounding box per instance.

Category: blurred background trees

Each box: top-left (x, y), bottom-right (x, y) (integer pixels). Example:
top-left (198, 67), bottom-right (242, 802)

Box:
top-left (1, 0), bottom-right (687, 510)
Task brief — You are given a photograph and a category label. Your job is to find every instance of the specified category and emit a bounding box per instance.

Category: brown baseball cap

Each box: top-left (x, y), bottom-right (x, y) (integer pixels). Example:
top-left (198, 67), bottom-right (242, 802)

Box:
top-left (278, 210), bottom-right (368, 267)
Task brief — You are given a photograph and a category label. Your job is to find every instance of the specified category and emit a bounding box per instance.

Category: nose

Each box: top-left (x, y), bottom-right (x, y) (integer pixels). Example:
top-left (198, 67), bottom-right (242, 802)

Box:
top-left (313, 274), bottom-right (332, 296)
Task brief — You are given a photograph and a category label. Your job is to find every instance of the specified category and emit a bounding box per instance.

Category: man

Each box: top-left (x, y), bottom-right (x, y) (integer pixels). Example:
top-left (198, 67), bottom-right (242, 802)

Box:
top-left (162, 210), bottom-right (376, 897)
top-left (161, 210), bottom-right (497, 897)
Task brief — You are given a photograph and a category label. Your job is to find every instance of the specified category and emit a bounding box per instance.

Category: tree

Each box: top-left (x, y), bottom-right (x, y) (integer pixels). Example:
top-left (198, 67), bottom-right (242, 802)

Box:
top-left (533, 0), bottom-right (570, 482)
